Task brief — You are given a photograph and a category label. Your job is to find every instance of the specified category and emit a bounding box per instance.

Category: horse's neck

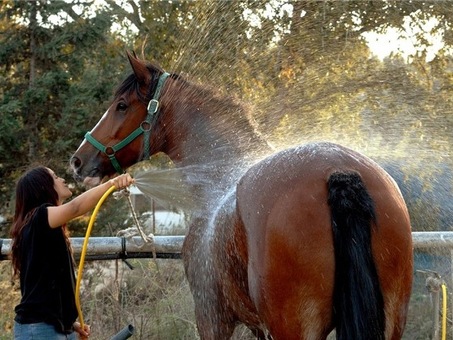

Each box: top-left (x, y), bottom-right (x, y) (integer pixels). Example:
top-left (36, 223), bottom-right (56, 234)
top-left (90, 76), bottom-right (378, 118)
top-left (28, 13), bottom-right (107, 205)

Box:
top-left (164, 129), bottom-right (267, 214)
top-left (161, 86), bottom-right (273, 205)
top-left (171, 133), bottom-right (269, 185)
top-left (165, 104), bottom-right (270, 180)
top-left (171, 149), bottom-right (246, 198)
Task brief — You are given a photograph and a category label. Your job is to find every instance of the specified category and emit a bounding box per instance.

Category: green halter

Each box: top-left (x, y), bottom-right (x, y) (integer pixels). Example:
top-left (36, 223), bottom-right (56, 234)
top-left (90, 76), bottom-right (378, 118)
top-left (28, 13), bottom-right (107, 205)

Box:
top-left (84, 72), bottom-right (170, 174)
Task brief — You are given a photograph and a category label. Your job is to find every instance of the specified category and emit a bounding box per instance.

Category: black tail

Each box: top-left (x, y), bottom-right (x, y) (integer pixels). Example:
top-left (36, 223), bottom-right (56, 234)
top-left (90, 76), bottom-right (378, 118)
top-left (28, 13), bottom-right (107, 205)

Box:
top-left (327, 172), bottom-right (385, 340)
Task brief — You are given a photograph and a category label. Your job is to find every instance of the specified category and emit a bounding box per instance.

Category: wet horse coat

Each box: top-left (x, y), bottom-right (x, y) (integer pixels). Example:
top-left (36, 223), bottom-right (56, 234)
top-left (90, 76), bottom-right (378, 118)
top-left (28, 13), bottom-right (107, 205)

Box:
top-left (235, 144), bottom-right (411, 339)
top-left (70, 52), bottom-right (413, 339)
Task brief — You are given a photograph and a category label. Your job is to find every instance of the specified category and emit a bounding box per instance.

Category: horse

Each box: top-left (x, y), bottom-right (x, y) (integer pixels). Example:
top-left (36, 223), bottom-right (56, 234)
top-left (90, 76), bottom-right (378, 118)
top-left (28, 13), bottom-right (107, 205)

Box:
top-left (70, 51), bottom-right (413, 339)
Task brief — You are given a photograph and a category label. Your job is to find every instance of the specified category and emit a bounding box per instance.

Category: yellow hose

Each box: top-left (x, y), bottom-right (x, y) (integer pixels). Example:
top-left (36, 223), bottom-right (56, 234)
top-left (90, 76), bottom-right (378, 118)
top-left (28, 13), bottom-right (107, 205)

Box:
top-left (442, 283), bottom-right (447, 340)
top-left (75, 185), bottom-right (116, 330)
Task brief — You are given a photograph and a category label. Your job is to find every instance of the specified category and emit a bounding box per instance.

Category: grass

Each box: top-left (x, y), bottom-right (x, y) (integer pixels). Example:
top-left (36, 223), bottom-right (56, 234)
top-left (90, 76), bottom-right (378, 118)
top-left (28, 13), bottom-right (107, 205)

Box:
top-left (0, 261), bottom-right (20, 338)
top-left (0, 258), bottom-right (200, 339)
top-left (0, 253), bottom-right (446, 339)
top-left (77, 258), bottom-right (198, 339)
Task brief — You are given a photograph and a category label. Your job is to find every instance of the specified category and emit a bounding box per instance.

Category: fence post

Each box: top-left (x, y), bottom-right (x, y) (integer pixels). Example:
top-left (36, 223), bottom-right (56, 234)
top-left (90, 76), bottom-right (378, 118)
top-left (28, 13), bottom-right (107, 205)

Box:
top-left (426, 273), bottom-right (442, 340)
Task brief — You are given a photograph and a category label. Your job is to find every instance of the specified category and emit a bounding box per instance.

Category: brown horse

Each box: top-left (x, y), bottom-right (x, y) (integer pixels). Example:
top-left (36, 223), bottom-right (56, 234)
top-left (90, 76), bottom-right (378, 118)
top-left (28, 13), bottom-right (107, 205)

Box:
top-left (70, 52), bottom-right (413, 339)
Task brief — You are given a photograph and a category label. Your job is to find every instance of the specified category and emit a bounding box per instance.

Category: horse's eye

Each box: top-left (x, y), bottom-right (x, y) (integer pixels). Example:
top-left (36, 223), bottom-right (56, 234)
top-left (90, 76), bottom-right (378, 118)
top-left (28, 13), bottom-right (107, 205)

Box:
top-left (116, 102), bottom-right (128, 112)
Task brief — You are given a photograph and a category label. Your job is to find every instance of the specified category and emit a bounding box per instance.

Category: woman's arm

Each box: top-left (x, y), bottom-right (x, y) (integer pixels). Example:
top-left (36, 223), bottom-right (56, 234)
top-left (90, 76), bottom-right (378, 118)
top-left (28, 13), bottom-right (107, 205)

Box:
top-left (47, 173), bottom-right (134, 228)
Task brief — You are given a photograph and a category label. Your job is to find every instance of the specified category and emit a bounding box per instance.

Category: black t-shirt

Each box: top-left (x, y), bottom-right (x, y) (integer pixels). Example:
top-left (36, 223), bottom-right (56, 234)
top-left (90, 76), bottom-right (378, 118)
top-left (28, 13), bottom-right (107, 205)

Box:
top-left (14, 204), bottom-right (78, 334)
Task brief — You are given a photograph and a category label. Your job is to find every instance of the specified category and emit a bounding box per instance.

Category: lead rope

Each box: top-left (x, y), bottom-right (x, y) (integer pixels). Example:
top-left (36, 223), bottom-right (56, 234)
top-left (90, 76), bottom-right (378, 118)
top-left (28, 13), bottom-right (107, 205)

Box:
top-left (113, 189), bottom-right (156, 260)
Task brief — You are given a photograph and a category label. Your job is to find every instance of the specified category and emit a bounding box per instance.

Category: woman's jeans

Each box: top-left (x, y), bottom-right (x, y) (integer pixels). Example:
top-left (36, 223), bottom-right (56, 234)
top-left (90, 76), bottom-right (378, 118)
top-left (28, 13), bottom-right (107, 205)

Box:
top-left (14, 321), bottom-right (76, 340)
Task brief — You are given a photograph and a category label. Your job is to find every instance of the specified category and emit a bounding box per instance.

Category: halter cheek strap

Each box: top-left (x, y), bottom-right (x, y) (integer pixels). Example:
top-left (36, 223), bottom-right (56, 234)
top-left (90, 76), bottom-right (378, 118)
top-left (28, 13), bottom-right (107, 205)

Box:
top-left (143, 72), bottom-right (169, 159)
top-left (84, 72), bottom-right (170, 174)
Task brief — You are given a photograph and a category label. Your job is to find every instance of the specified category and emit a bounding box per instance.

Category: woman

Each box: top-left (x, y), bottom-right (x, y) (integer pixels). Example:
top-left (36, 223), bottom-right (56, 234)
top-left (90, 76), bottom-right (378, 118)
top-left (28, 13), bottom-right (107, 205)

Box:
top-left (10, 166), bottom-right (134, 339)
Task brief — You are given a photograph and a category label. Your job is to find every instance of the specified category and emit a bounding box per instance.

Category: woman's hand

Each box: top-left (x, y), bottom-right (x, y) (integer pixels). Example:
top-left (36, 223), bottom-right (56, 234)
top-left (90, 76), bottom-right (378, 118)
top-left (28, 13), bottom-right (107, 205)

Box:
top-left (74, 321), bottom-right (90, 338)
top-left (109, 173), bottom-right (135, 189)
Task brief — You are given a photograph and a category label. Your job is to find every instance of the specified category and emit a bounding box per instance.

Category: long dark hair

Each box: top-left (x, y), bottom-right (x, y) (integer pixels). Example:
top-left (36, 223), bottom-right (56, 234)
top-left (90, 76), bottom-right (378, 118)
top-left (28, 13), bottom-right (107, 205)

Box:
top-left (10, 166), bottom-right (60, 276)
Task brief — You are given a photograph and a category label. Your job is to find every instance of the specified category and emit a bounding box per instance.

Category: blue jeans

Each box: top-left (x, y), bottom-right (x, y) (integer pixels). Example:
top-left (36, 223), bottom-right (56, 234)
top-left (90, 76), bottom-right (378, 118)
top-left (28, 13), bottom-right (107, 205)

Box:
top-left (14, 321), bottom-right (76, 340)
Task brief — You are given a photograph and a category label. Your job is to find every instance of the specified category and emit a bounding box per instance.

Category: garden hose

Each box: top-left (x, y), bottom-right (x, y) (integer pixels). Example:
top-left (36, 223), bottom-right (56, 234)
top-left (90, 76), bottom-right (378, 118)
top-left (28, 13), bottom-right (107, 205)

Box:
top-left (110, 324), bottom-right (135, 340)
top-left (442, 283), bottom-right (447, 340)
top-left (75, 185), bottom-right (116, 330)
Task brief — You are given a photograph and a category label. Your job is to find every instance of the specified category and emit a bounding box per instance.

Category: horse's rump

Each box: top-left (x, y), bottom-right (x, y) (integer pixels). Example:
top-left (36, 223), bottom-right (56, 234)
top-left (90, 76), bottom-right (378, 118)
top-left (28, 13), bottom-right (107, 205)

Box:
top-left (236, 142), bottom-right (412, 339)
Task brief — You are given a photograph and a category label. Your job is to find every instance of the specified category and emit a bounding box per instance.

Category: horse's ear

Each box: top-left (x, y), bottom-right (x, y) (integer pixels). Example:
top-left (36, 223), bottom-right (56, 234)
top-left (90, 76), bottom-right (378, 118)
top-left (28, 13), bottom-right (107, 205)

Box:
top-left (126, 50), bottom-right (150, 85)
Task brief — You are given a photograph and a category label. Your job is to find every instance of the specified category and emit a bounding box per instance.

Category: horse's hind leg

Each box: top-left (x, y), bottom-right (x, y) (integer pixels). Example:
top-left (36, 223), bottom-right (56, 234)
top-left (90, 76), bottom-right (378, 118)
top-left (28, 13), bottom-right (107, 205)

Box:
top-left (382, 287), bottom-right (412, 339)
top-left (371, 192), bottom-right (412, 339)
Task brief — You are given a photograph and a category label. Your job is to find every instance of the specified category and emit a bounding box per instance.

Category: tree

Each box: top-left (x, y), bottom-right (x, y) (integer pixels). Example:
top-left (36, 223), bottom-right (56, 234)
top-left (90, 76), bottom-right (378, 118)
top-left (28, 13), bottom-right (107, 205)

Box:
top-left (0, 0), bottom-right (452, 234)
top-left (0, 0), bottom-right (127, 235)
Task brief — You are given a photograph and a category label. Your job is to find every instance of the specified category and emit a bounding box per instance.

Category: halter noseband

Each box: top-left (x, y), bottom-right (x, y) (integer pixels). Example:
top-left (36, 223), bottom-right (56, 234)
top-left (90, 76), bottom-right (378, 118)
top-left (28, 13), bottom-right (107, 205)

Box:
top-left (84, 72), bottom-right (170, 174)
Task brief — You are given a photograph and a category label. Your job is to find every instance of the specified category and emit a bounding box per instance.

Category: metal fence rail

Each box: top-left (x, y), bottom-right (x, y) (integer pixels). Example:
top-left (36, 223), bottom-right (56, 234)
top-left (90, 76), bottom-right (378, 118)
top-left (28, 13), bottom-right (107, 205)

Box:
top-left (0, 236), bottom-right (184, 261)
top-left (0, 231), bottom-right (451, 261)
top-left (412, 232), bottom-right (453, 249)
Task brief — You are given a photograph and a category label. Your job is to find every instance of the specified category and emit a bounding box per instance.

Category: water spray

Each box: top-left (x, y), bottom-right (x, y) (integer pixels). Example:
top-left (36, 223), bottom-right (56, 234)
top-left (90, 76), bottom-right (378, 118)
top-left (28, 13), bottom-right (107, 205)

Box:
top-left (127, 158), bottom-right (211, 212)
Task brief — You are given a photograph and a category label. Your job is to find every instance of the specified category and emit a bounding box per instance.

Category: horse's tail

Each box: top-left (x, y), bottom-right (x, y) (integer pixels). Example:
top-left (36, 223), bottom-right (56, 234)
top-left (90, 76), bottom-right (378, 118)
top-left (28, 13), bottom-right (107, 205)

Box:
top-left (327, 171), bottom-right (385, 340)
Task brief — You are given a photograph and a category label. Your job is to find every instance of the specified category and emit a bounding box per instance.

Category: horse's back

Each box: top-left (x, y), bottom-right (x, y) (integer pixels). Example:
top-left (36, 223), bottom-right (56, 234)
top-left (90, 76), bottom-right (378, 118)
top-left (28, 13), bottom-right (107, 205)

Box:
top-left (236, 142), bottom-right (412, 339)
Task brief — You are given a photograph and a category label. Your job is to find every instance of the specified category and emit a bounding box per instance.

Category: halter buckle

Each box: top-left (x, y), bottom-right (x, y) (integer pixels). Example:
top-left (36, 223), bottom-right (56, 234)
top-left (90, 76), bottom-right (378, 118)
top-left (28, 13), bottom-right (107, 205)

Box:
top-left (147, 99), bottom-right (159, 114)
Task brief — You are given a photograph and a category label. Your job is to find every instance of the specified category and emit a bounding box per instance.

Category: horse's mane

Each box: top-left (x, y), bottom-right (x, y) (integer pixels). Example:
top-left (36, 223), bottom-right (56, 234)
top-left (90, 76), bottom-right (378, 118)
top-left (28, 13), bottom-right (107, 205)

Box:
top-left (115, 60), bottom-right (271, 155)
top-left (181, 79), bottom-right (270, 153)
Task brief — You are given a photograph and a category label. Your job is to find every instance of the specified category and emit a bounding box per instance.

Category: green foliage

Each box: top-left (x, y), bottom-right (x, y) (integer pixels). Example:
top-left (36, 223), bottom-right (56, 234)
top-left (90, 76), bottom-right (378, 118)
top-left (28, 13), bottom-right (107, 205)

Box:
top-left (0, 1), bottom-right (452, 236)
top-left (0, 0), bottom-right (127, 232)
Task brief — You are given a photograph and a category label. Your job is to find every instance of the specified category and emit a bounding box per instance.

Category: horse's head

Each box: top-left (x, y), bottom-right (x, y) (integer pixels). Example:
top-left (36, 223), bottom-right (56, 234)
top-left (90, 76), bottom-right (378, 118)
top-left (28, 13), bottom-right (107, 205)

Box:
top-left (70, 51), bottom-right (172, 186)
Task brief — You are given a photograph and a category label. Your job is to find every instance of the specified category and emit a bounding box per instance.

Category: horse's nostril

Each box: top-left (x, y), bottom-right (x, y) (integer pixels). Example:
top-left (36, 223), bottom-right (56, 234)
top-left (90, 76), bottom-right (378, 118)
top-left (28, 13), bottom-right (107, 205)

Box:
top-left (70, 156), bottom-right (81, 169)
